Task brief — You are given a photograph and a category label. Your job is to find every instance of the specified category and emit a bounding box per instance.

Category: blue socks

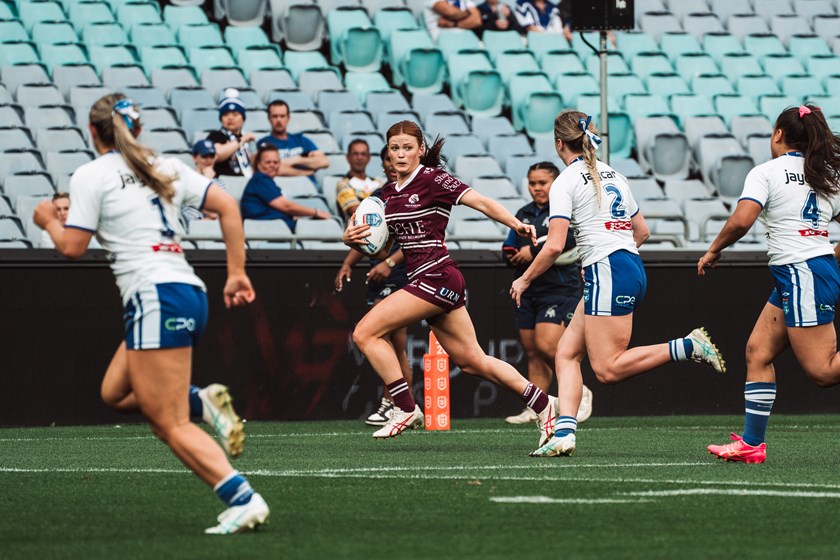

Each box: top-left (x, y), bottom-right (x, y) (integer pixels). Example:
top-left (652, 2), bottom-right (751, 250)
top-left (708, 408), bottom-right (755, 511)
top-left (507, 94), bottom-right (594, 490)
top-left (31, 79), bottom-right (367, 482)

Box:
top-left (214, 471), bottom-right (254, 507)
top-left (668, 338), bottom-right (693, 362)
top-left (188, 385), bottom-right (203, 420)
top-left (554, 416), bottom-right (577, 437)
top-left (742, 382), bottom-right (776, 446)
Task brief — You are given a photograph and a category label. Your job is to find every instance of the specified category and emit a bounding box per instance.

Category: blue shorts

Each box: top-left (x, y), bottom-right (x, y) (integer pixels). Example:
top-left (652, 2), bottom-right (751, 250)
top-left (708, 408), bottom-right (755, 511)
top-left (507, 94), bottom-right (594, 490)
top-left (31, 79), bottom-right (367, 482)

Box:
top-left (583, 250), bottom-right (646, 316)
top-left (123, 283), bottom-right (208, 350)
top-left (516, 293), bottom-right (579, 329)
top-left (768, 255), bottom-right (840, 327)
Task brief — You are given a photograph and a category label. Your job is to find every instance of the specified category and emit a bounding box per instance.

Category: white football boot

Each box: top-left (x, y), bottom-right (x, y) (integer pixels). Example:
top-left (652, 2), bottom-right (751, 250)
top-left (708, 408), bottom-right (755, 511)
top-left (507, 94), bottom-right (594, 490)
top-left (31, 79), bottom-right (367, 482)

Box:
top-left (530, 433), bottom-right (576, 457)
top-left (205, 493), bottom-right (270, 535)
top-left (199, 384), bottom-right (245, 458)
top-left (535, 396), bottom-right (558, 447)
top-left (576, 385), bottom-right (593, 423)
top-left (505, 407), bottom-right (539, 425)
top-left (685, 327), bottom-right (726, 373)
top-left (372, 404), bottom-right (424, 438)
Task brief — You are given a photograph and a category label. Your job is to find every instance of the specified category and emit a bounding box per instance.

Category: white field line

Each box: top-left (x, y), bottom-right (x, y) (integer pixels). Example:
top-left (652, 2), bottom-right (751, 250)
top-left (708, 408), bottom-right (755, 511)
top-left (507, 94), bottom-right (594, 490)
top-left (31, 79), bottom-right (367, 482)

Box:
top-left (626, 489), bottom-right (840, 499)
top-left (4, 465), bottom-right (840, 494)
top-left (491, 496), bottom-right (651, 504)
top-left (1, 424), bottom-right (839, 443)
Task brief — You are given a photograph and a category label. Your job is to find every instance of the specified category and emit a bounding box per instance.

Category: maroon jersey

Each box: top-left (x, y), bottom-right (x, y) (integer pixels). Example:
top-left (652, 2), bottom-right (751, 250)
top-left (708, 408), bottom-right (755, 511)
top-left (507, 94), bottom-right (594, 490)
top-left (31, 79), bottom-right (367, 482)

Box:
top-left (380, 165), bottom-right (471, 279)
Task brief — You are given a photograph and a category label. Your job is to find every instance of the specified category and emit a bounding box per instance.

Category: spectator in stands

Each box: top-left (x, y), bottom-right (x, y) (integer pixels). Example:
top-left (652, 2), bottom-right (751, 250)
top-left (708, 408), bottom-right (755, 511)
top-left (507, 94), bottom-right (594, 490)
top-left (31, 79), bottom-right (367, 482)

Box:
top-left (258, 100), bottom-right (328, 184)
top-left (514, 0), bottom-right (564, 35)
top-left (476, 0), bottom-right (522, 34)
top-left (39, 192), bottom-right (69, 248)
top-left (335, 139), bottom-right (382, 223)
top-left (182, 140), bottom-right (223, 227)
top-left (206, 90), bottom-right (256, 178)
top-left (240, 144), bottom-right (331, 233)
top-left (425, 0), bottom-right (482, 39)
top-left (501, 162), bottom-right (591, 425)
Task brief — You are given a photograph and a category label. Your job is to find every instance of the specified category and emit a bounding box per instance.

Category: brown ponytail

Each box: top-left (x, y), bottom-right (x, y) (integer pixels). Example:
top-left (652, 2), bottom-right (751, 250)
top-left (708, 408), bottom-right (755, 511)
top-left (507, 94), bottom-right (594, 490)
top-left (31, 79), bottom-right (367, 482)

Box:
top-left (774, 103), bottom-right (840, 198)
top-left (385, 120), bottom-right (448, 170)
top-left (89, 93), bottom-right (175, 202)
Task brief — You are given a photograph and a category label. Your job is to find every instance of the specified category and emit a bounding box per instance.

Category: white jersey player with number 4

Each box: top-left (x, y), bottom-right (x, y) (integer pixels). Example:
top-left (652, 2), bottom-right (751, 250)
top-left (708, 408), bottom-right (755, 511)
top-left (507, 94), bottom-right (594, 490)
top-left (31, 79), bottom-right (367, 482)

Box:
top-left (740, 152), bottom-right (840, 266)
top-left (67, 153), bottom-right (210, 303)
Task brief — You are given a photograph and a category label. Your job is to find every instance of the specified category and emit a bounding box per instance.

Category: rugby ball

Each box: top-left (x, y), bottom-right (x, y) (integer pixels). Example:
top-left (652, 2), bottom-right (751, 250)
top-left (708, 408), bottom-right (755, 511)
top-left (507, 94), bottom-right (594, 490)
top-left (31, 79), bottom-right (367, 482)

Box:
top-left (353, 196), bottom-right (389, 256)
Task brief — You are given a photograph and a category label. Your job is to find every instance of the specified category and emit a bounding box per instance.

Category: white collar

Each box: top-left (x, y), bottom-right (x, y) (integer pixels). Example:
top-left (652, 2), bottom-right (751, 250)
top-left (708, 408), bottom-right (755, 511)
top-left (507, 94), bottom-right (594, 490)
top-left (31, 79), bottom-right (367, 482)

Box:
top-left (394, 164), bottom-right (424, 192)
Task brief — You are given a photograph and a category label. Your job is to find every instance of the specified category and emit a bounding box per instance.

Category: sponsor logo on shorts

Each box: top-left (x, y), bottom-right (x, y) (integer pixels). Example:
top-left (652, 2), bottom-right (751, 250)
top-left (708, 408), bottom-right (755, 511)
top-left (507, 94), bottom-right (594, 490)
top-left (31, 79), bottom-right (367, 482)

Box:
top-left (781, 292), bottom-right (790, 315)
top-left (615, 295), bottom-right (636, 308)
top-left (583, 286), bottom-right (590, 302)
top-left (164, 317), bottom-right (196, 332)
top-left (379, 286), bottom-right (393, 298)
top-left (439, 287), bottom-right (460, 302)
top-left (819, 303), bottom-right (835, 313)
top-left (545, 305), bottom-right (557, 318)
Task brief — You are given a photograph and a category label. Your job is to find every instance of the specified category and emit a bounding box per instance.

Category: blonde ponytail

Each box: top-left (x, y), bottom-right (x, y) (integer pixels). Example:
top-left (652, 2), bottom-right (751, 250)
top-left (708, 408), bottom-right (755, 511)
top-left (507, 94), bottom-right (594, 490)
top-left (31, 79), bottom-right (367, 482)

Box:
top-left (554, 109), bottom-right (603, 207)
top-left (90, 94), bottom-right (175, 202)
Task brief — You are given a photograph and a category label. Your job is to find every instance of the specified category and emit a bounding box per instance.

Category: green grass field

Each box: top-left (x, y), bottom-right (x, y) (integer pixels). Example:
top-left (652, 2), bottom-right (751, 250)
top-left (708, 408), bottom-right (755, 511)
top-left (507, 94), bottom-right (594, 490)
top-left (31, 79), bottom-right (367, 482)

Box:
top-left (2, 416), bottom-right (840, 560)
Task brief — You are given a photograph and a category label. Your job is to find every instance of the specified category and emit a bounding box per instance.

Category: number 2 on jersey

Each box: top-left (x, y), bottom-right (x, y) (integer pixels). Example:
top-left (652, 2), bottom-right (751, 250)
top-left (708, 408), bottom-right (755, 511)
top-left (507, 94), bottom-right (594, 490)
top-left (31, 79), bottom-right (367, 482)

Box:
top-left (801, 191), bottom-right (821, 229)
top-left (150, 196), bottom-right (175, 238)
top-left (604, 185), bottom-right (627, 219)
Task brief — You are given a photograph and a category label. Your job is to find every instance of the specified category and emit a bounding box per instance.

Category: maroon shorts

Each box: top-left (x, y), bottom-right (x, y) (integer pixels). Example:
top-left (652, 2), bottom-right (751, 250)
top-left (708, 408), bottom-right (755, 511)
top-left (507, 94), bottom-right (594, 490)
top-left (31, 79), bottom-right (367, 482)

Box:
top-left (403, 261), bottom-right (467, 311)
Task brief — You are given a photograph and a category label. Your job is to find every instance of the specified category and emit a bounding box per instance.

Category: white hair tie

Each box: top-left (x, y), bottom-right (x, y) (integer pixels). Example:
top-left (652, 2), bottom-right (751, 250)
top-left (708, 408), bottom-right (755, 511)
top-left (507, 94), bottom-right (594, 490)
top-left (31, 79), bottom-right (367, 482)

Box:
top-left (578, 116), bottom-right (601, 148)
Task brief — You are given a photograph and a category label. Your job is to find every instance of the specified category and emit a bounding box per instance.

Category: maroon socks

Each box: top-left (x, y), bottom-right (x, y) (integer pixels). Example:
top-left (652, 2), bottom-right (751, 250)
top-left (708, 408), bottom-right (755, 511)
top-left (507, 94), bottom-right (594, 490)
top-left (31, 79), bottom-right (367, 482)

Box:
top-left (386, 379), bottom-right (415, 413)
top-left (522, 382), bottom-right (549, 414)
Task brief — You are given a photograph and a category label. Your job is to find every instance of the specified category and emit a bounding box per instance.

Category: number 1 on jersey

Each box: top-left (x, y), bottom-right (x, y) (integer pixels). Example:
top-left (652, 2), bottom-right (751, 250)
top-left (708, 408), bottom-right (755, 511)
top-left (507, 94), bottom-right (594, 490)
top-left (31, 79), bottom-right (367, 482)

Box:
top-left (150, 196), bottom-right (175, 238)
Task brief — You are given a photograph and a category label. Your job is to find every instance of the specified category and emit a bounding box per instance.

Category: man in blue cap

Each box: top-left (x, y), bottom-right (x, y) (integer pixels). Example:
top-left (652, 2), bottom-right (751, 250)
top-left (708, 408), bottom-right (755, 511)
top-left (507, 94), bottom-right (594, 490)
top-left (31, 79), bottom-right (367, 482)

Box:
top-left (206, 91), bottom-right (256, 178)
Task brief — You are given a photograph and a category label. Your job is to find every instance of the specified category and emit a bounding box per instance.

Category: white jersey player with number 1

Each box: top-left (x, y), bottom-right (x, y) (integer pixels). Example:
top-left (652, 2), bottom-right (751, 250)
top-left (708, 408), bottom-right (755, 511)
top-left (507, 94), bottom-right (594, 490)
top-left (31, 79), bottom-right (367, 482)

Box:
top-left (511, 109), bottom-right (726, 458)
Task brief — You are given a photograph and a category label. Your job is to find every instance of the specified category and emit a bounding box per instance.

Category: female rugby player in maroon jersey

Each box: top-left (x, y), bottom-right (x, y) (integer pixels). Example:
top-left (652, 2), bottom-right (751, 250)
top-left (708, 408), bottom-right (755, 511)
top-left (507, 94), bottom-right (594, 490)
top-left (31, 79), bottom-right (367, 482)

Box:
top-left (343, 120), bottom-right (557, 445)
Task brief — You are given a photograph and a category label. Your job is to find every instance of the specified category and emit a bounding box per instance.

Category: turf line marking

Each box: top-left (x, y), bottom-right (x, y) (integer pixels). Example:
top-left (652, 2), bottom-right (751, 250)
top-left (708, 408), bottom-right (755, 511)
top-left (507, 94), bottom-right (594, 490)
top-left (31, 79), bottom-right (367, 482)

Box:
top-left (491, 496), bottom-right (649, 504)
top-left (626, 489), bottom-right (840, 499)
top-left (262, 462), bottom-right (710, 474)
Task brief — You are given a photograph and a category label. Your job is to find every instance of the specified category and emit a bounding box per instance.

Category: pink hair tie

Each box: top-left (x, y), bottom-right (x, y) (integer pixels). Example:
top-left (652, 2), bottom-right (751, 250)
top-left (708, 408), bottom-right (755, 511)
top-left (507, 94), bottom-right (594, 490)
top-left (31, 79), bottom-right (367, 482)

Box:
top-left (799, 105), bottom-right (813, 118)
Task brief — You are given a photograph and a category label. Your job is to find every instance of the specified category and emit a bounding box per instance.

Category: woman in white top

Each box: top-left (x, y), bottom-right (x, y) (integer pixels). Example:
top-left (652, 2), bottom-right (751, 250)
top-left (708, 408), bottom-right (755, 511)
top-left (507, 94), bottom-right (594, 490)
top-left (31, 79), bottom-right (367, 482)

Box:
top-left (33, 94), bottom-right (269, 534)
top-left (510, 109), bottom-right (726, 457)
top-left (699, 104), bottom-right (840, 464)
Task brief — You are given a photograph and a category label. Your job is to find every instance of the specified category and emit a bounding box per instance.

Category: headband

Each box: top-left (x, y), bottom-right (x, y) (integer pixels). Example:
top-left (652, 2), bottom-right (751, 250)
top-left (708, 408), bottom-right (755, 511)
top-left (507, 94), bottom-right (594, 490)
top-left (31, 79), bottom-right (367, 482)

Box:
top-left (113, 98), bottom-right (140, 130)
top-left (578, 116), bottom-right (601, 147)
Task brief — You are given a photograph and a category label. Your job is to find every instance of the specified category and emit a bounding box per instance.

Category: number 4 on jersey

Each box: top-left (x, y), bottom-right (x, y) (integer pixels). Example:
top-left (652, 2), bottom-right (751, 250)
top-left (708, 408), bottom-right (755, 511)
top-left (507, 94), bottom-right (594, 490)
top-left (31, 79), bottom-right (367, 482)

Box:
top-left (801, 191), bottom-right (821, 229)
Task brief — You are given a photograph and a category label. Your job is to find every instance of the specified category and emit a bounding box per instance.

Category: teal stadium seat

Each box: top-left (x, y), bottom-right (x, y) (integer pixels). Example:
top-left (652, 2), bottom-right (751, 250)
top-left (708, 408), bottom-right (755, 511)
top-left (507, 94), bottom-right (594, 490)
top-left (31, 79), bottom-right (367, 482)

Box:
top-left (0, 1), bottom-right (13, 18)
top-left (645, 72), bottom-right (689, 97)
top-left (425, 110), bottom-right (470, 137)
top-left (669, 93), bottom-right (716, 124)
top-left (442, 133), bottom-right (485, 162)
top-left (743, 34), bottom-right (787, 61)
top-left (130, 23), bottom-right (176, 48)
top-left (39, 43), bottom-right (88, 74)
top-left (720, 52), bottom-right (763, 84)
top-left (345, 71), bottom-right (391, 104)
top-left (482, 30), bottom-right (523, 63)
top-left (630, 51), bottom-right (673, 82)
top-left (447, 49), bottom-right (503, 117)
top-left (728, 14), bottom-right (770, 43)
top-left (224, 26), bottom-right (271, 51)
top-left (615, 31), bottom-right (659, 62)
top-left (188, 46), bottom-right (235, 75)
top-left (788, 34), bottom-right (831, 63)
top-left (298, 67), bottom-right (343, 98)
top-left (736, 74), bottom-right (781, 103)
top-left (337, 24), bottom-right (383, 73)
top-left (674, 52), bottom-right (718, 84)
top-left (163, 4), bottom-right (208, 28)
top-left (32, 22), bottom-right (78, 46)
top-left (201, 67), bottom-right (248, 98)
top-left (0, 19), bottom-right (28, 43)
top-left (151, 66), bottom-right (199, 96)
top-left (761, 53), bottom-right (806, 83)
top-left (508, 71), bottom-right (561, 136)
top-left (122, 84), bottom-right (167, 108)
top-left (605, 73), bottom-right (646, 104)
top-left (373, 7), bottom-right (418, 56)
top-left (140, 45), bottom-right (189, 74)
top-left (638, 11), bottom-right (682, 42)
top-left (68, 1), bottom-right (115, 29)
top-left (82, 22), bottom-right (129, 46)
top-left (624, 93), bottom-right (671, 120)
top-left (538, 50), bottom-right (584, 81)
top-left (117, 2), bottom-right (162, 26)
top-left (279, 4), bottom-right (324, 52)
top-left (327, 6), bottom-right (371, 64)
top-left (178, 23), bottom-right (224, 49)
top-left (495, 49), bottom-right (539, 83)
top-left (554, 72), bottom-right (598, 105)
top-left (709, 0), bottom-right (754, 27)
top-left (389, 29), bottom-right (444, 94)
top-left (770, 15), bottom-right (813, 47)
top-left (758, 93), bottom-right (800, 122)
top-left (88, 45), bottom-right (138, 75)
top-left (17, 83), bottom-right (63, 109)
top-left (577, 93), bottom-right (634, 158)
top-left (19, 1), bottom-right (66, 32)
top-left (436, 29), bottom-right (481, 62)
top-left (780, 74), bottom-right (826, 102)
top-left (526, 31), bottom-right (570, 62)
top-left (691, 73), bottom-right (734, 98)
top-left (412, 92), bottom-right (456, 123)
top-left (236, 46), bottom-right (284, 79)
top-left (0, 42), bottom-right (40, 66)
top-left (585, 51), bottom-right (630, 78)
top-left (284, 50), bottom-right (330, 80)
top-left (806, 54), bottom-right (840, 85)
top-left (702, 33), bottom-right (744, 65)
top-left (809, 95), bottom-right (840, 116)
top-left (659, 31), bottom-right (700, 63)
top-left (365, 90), bottom-right (410, 121)
top-left (319, 90), bottom-right (362, 113)
top-left (813, 14), bottom-right (840, 43)
top-left (683, 12), bottom-right (725, 41)
top-left (714, 93), bottom-right (760, 126)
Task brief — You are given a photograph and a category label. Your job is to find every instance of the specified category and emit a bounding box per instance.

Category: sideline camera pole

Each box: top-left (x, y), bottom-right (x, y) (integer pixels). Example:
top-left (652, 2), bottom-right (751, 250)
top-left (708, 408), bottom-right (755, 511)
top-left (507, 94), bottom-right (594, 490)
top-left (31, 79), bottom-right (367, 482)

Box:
top-left (599, 30), bottom-right (609, 164)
